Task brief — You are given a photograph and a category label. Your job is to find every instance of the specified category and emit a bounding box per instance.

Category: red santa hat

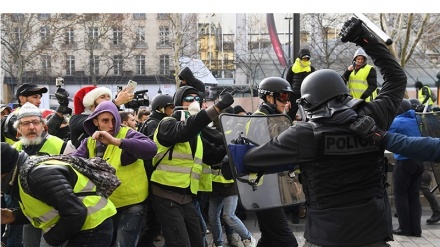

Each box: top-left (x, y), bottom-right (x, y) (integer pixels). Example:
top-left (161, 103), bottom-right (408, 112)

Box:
top-left (73, 86), bottom-right (97, 114)
top-left (82, 87), bottom-right (112, 112)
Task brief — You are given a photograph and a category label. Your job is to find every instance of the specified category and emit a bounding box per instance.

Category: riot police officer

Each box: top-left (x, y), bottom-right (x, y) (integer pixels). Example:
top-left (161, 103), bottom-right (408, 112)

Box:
top-left (244, 17), bottom-right (407, 246)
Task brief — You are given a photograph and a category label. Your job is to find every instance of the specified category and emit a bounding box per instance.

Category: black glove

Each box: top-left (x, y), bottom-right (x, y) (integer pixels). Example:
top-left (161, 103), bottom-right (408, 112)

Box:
top-left (215, 92), bottom-right (234, 111)
top-left (415, 105), bottom-right (424, 112)
top-left (56, 105), bottom-right (72, 115)
top-left (55, 87), bottom-right (69, 106)
top-left (339, 17), bottom-right (377, 46)
top-left (349, 115), bottom-right (386, 144)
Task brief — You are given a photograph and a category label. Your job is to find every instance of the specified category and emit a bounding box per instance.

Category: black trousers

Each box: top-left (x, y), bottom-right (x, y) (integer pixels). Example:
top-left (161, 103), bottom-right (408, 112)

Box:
top-left (393, 159), bottom-right (424, 235)
top-left (152, 195), bottom-right (203, 247)
top-left (256, 207), bottom-right (298, 247)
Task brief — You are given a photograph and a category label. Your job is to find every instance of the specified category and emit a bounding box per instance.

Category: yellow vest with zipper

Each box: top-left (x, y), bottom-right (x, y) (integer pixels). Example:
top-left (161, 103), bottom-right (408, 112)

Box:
top-left (86, 126), bottom-right (148, 208)
top-left (348, 65), bottom-right (377, 102)
top-left (151, 117), bottom-right (204, 194)
top-left (18, 159), bottom-right (116, 232)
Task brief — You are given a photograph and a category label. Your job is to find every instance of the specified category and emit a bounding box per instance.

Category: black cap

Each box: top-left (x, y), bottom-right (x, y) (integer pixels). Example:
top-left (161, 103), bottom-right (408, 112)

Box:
top-left (16, 83), bottom-right (48, 99)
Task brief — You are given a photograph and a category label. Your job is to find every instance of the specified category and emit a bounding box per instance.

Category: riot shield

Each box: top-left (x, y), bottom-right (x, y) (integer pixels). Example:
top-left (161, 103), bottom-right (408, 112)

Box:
top-left (219, 113), bottom-right (306, 211)
top-left (416, 112), bottom-right (440, 192)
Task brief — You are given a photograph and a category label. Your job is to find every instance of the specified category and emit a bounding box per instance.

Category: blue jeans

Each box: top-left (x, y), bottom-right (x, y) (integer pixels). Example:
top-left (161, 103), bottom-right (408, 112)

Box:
top-left (4, 194), bottom-right (23, 247)
top-left (111, 204), bottom-right (146, 247)
top-left (193, 198), bottom-right (207, 247)
top-left (209, 194), bottom-right (251, 246)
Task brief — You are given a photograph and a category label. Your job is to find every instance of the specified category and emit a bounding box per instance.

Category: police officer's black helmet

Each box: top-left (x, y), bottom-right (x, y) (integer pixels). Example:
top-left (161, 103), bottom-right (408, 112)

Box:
top-left (299, 69), bottom-right (349, 111)
top-left (151, 94), bottom-right (174, 112)
top-left (397, 99), bottom-right (412, 115)
top-left (258, 77), bottom-right (293, 100)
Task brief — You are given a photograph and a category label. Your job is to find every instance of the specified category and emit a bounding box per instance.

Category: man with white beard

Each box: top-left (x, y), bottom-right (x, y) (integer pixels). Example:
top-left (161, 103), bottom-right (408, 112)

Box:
top-left (9, 102), bottom-right (73, 247)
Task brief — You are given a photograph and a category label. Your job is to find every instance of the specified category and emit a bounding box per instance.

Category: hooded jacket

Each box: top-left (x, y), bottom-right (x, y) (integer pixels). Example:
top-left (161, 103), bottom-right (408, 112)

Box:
top-left (73, 101), bottom-right (157, 207)
top-left (343, 48), bottom-right (378, 101)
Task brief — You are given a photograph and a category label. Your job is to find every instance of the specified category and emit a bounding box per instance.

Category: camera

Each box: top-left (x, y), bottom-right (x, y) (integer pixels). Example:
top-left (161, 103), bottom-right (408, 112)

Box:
top-left (56, 77), bottom-right (64, 87)
top-left (124, 89), bottom-right (149, 111)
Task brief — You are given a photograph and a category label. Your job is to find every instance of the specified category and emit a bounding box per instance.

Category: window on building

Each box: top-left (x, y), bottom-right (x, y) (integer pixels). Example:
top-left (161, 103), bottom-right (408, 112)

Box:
top-left (159, 26), bottom-right (170, 46)
top-left (40, 26), bottom-right (50, 43)
top-left (133, 13), bottom-right (146, 20)
top-left (66, 55), bottom-right (75, 76)
top-left (65, 27), bottom-right (74, 44)
top-left (61, 13), bottom-right (75, 20)
top-left (113, 27), bottom-right (123, 45)
top-left (159, 55), bottom-right (170, 75)
top-left (38, 13), bottom-right (50, 20)
top-left (136, 27), bottom-right (145, 45)
top-left (89, 27), bottom-right (99, 41)
top-left (12, 13), bottom-right (24, 22)
top-left (41, 55), bottom-right (51, 73)
top-left (90, 56), bottom-right (100, 75)
top-left (113, 55), bottom-right (123, 75)
top-left (136, 55), bottom-right (146, 75)
top-left (14, 28), bottom-right (22, 42)
top-left (157, 13), bottom-right (169, 20)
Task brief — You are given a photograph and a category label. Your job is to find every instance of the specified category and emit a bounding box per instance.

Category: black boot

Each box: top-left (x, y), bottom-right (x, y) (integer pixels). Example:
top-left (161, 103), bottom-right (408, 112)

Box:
top-left (426, 213), bottom-right (440, 224)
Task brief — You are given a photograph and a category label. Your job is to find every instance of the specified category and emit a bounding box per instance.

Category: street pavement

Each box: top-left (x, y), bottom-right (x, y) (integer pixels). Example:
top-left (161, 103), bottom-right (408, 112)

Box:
top-left (154, 206), bottom-right (440, 247)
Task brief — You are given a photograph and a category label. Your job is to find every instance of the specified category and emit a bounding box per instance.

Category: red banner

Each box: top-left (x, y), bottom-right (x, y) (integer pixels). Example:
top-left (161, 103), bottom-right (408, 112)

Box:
top-left (266, 13), bottom-right (287, 68)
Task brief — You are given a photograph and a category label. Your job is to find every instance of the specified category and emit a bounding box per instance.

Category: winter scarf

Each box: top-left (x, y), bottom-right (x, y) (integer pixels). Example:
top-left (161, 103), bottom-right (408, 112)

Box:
top-left (19, 155), bottom-right (120, 198)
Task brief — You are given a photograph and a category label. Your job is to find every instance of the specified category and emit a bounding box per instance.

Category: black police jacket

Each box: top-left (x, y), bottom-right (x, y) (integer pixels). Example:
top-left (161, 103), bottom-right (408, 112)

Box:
top-left (244, 40), bottom-right (406, 247)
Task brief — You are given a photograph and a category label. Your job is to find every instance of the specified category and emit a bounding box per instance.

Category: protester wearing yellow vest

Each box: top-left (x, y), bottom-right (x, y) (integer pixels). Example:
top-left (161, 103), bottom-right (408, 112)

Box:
top-left (150, 85), bottom-right (233, 247)
top-left (285, 48), bottom-right (316, 121)
top-left (72, 100), bottom-right (157, 247)
top-left (415, 81), bottom-right (435, 112)
top-left (1, 143), bottom-right (117, 247)
top-left (7, 102), bottom-right (72, 247)
top-left (343, 48), bottom-right (378, 102)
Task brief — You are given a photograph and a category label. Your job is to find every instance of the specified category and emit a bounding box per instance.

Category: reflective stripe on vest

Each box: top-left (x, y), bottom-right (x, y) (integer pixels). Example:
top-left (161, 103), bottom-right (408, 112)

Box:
top-left (86, 126), bottom-right (148, 208)
top-left (151, 117), bottom-right (204, 194)
top-left (13, 135), bottom-right (64, 155)
top-left (18, 160), bottom-right (116, 232)
top-left (348, 65), bottom-right (377, 102)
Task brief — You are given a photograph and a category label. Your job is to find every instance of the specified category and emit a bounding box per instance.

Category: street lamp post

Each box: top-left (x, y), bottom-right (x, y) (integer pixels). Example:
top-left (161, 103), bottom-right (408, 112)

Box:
top-left (285, 15), bottom-right (293, 65)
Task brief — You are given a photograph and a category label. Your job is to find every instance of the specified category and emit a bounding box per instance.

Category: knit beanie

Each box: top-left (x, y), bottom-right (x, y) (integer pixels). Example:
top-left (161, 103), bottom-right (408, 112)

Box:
top-left (73, 86), bottom-right (97, 114)
top-left (17, 102), bottom-right (42, 120)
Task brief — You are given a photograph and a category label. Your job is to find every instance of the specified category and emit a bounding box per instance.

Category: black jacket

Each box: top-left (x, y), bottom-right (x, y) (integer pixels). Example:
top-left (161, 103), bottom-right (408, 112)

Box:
top-left (12, 162), bottom-right (88, 246)
top-left (153, 108), bottom-right (227, 195)
top-left (244, 40), bottom-right (406, 246)
top-left (69, 113), bottom-right (89, 148)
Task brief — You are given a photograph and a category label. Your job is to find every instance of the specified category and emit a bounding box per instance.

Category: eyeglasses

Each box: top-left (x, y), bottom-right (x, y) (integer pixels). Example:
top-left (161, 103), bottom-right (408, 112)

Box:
top-left (276, 92), bottom-right (291, 103)
top-left (20, 120), bottom-right (42, 127)
top-left (183, 95), bottom-right (201, 103)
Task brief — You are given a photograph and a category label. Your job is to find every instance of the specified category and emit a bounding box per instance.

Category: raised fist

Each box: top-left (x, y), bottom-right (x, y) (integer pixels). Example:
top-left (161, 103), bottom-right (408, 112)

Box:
top-left (339, 17), bottom-right (377, 46)
top-left (55, 87), bottom-right (69, 106)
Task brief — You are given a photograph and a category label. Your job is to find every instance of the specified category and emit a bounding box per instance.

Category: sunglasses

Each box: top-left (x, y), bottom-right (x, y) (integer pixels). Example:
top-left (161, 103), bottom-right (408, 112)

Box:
top-left (276, 92), bottom-right (290, 103)
top-left (183, 95), bottom-right (201, 103)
